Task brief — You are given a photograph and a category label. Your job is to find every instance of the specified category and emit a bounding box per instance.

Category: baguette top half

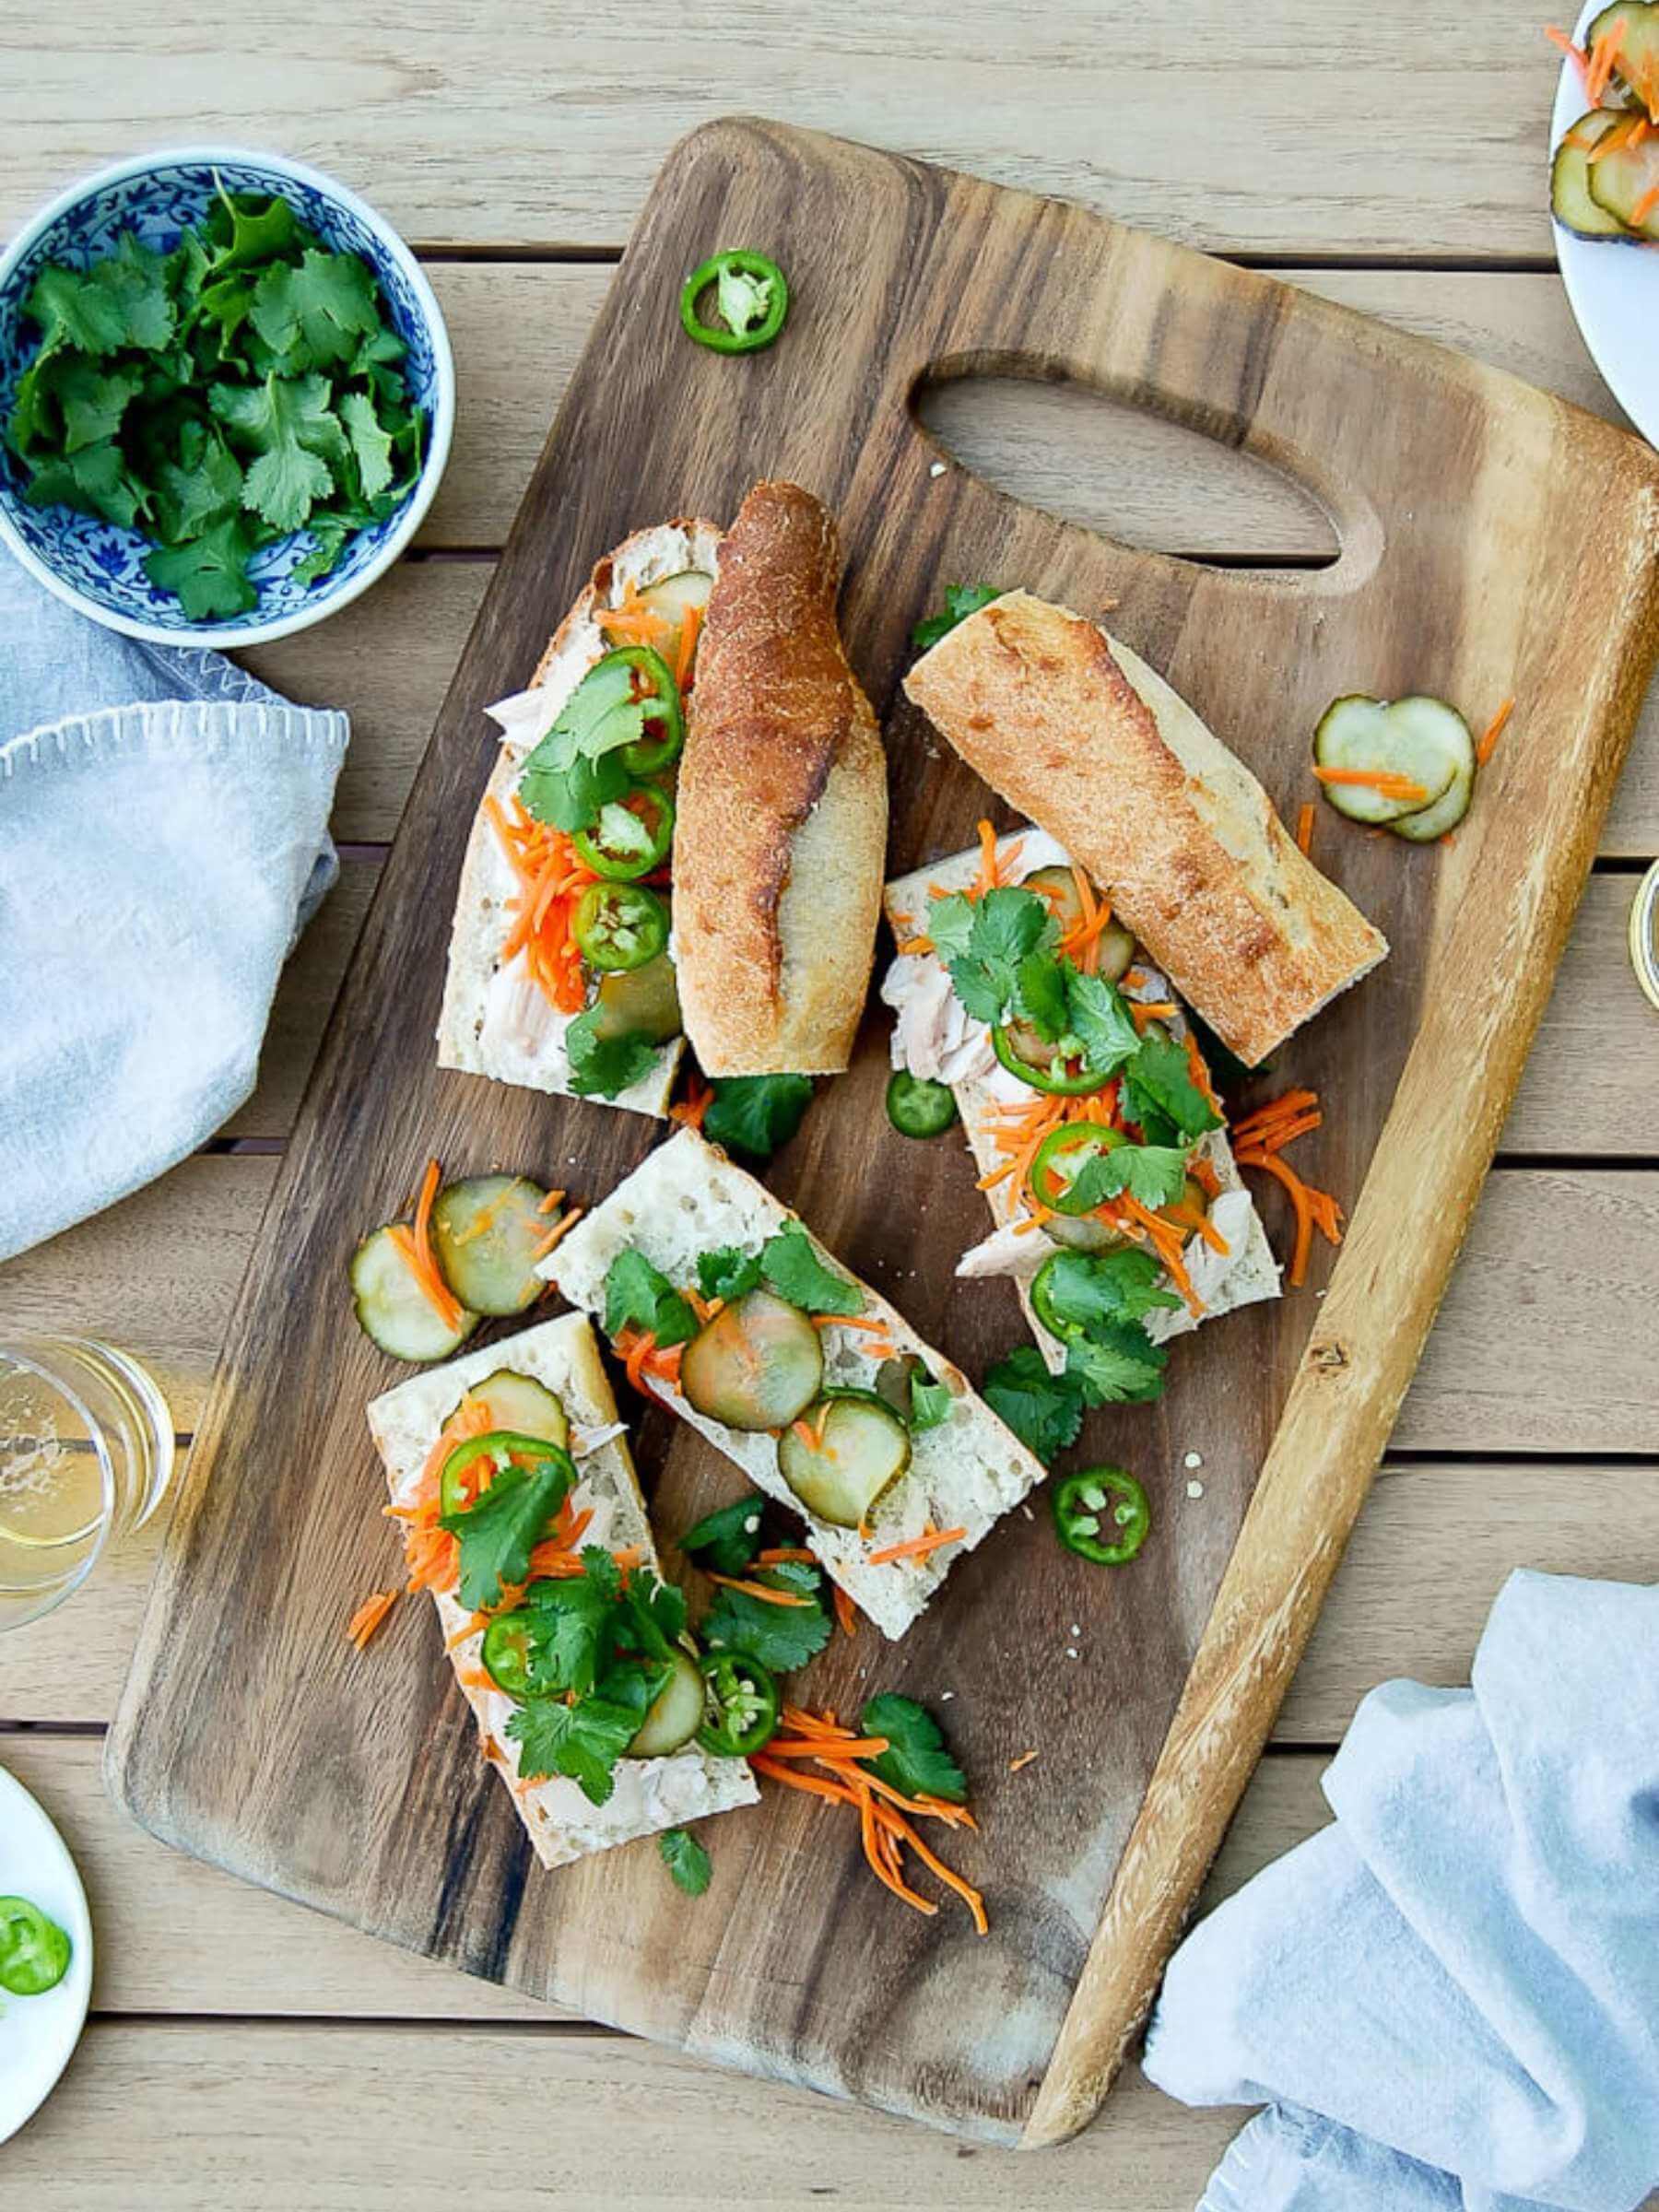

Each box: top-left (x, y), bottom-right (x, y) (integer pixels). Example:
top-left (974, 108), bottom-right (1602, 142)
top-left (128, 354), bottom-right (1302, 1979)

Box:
top-left (674, 481), bottom-right (888, 1077)
top-left (903, 591), bottom-right (1387, 1067)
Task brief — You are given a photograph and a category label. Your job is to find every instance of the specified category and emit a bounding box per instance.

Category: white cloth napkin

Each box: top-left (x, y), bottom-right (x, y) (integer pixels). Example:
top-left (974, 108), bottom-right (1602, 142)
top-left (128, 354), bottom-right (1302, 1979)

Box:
top-left (0, 549), bottom-right (347, 1263)
top-left (1144, 1570), bottom-right (1659, 2211)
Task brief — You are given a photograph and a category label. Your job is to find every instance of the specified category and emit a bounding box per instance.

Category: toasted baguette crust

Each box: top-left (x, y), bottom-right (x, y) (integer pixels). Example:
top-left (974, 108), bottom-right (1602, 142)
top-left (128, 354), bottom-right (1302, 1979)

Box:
top-left (903, 592), bottom-right (1387, 1066)
top-left (675, 482), bottom-right (887, 1075)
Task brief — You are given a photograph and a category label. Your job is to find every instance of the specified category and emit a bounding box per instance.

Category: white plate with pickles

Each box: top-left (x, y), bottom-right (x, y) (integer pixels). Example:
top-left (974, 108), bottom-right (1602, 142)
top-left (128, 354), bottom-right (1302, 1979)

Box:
top-left (1550, 2), bottom-right (1659, 447)
top-left (0, 1767), bottom-right (92, 2147)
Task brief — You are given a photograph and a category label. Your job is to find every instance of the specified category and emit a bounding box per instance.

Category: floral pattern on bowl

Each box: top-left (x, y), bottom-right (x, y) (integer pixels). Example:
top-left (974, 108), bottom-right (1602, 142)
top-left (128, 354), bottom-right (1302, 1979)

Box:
top-left (0, 148), bottom-right (453, 645)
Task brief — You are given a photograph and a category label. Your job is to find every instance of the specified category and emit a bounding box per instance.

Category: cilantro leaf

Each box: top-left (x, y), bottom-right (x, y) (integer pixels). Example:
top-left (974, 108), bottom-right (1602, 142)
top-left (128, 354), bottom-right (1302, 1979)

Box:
top-left (860, 1694), bottom-right (966, 1805)
top-left (701, 1074), bottom-right (814, 1160)
top-left (27, 440), bottom-right (149, 531)
top-left (603, 1248), bottom-right (697, 1347)
top-left (912, 582), bottom-right (1000, 652)
top-left (759, 1224), bottom-right (864, 1316)
top-left (6, 356), bottom-right (56, 456)
top-left (25, 263), bottom-right (129, 355)
top-left (1038, 1248), bottom-right (1181, 1333)
top-left (1064, 969), bottom-right (1141, 1077)
top-left (658, 1827), bottom-right (712, 1896)
top-left (520, 745), bottom-right (631, 835)
top-left (505, 1693), bottom-right (641, 1805)
top-left (619, 1568), bottom-right (688, 1661)
top-left (1066, 1141), bottom-right (1191, 1213)
top-left (941, 886), bottom-right (1055, 1025)
top-left (702, 1562), bottom-right (831, 1672)
top-left (92, 233), bottom-right (175, 352)
top-left (439, 1454), bottom-right (573, 1612)
top-left (908, 1372), bottom-right (954, 1432)
top-left (151, 421), bottom-right (243, 544)
top-left (983, 1346), bottom-right (1087, 1465)
top-left (338, 387), bottom-right (394, 499)
top-left (518, 1573), bottom-right (615, 1696)
top-left (206, 188), bottom-right (305, 273)
top-left (1013, 950), bottom-right (1070, 1041)
top-left (695, 1247), bottom-right (762, 1304)
top-left (51, 359), bottom-right (143, 453)
top-left (1065, 1322), bottom-right (1168, 1406)
top-left (564, 1007), bottom-right (660, 1100)
top-left (142, 519), bottom-right (258, 619)
top-left (292, 518), bottom-right (352, 584)
top-left (679, 1494), bottom-right (766, 1578)
top-left (923, 889), bottom-right (977, 965)
top-left (249, 248), bottom-right (382, 370)
top-left (1122, 1030), bottom-right (1221, 1143)
top-left (212, 371), bottom-right (341, 530)
top-left (194, 274), bottom-right (257, 358)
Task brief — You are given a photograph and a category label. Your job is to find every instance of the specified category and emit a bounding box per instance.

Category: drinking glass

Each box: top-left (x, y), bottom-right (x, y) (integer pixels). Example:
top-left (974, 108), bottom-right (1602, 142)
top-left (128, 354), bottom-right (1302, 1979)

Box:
top-left (0, 1337), bottom-right (174, 1634)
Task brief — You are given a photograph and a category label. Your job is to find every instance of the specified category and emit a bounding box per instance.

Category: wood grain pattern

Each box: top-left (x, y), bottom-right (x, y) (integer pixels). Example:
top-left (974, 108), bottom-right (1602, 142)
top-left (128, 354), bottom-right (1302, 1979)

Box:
top-left (0, 0), bottom-right (1584, 258)
top-left (104, 122), bottom-right (1659, 2146)
top-left (0, 1735), bottom-right (1326, 2014)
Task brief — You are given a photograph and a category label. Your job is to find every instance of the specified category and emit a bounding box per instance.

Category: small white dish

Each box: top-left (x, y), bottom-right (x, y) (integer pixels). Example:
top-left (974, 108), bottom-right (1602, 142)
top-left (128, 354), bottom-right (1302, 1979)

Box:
top-left (1549, 6), bottom-right (1659, 447)
top-left (0, 1766), bottom-right (93, 2147)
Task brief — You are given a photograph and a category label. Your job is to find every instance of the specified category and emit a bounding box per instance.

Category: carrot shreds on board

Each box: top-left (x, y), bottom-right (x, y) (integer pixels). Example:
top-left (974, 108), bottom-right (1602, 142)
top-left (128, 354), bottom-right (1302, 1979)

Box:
top-left (1296, 800), bottom-right (1315, 854)
top-left (705, 1572), bottom-right (816, 1608)
top-left (669, 1074), bottom-right (713, 1133)
top-left (1009, 1749), bottom-right (1040, 1772)
top-left (763, 1735), bottom-right (893, 1759)
top-left (833, 1583), bottom-right (860, 1639)
top-left (1312, 764), bottom-right (1430, 802)
top-left (532, 1205), bottom-right (584, 1262)
top-left (346, 1588), bottom-right (398, 1650)
top-left (1235, 1145), bottom-right (1344, 1288)
top-left (536, 1187), bottom-right (566, 1215)
top-left (866, 1523), bottom-right (968, 1566)
top-left (1230, 1088), bottom-right (1319, 1148)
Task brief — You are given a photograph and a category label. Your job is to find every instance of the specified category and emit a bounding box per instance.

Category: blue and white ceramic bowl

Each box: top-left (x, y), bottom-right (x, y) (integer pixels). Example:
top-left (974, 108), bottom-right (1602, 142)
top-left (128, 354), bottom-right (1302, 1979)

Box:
top-left (0, 147), bottom-right (453, 646)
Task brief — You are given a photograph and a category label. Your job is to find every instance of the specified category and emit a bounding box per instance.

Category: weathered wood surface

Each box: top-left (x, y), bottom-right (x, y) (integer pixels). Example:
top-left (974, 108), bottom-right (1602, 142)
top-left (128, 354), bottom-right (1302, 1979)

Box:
top-left (96, 118), bottom-right (1659, 2147)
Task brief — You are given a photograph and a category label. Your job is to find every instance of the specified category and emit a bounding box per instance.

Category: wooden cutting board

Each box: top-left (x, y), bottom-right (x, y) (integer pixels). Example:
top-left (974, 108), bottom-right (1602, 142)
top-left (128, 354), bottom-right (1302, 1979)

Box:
top-left (109, 118), bottom-right (1659, 2147)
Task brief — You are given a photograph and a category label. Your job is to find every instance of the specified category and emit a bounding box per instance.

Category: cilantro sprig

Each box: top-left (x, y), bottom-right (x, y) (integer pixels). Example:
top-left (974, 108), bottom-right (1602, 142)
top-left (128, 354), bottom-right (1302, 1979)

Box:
top-left (701, 1559), bottom-right (832, 1673)
top-left (859, 1695), bottom-right (967, 1805)
top-left (658, 1827), bottom-right (712, 1896)
top-left (603, 1249), bottom-right (698, 1347)
top-left (912, 582), bottom-right (1001, 652)
top-left (982, 1346), bottom-right (1087, 1465)
top-left (439, 1452), bottom-right (575, 1612)
top-left (6, 182), bottom-right (427, 618)
top-left (701, 1074), bottom-right (815, 1159)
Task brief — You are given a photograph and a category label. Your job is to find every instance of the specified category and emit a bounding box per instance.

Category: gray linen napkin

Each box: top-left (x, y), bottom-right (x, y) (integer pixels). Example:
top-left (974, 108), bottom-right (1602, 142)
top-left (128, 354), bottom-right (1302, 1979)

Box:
top-left (0, 549), bottom-right (348, 1263)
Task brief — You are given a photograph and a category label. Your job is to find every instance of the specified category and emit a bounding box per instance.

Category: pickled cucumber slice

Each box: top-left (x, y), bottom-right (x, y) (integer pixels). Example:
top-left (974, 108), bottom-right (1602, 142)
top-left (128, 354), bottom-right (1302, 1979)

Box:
top-left (464, 1369), bottom-right (570, 1451)
top-left (627, 1648), bottom-right (704, 1758)
top-left (679, 1291), bottom-right (824, 1432)
top-left (1586, 124), bottom-right (1659, 241)
top-left (1024, 864), bottom-right (1135, 981)
top-left (776, 1393), bottom-right (912, 1530)
top-left (1584, 2), bottom-right (1659, 107)
top-left (636, 571), bottom-right (712, 676)
top-left (430, 1175), bottom-right (554, 1316)
top-left (1552, 111), bottom-right (1636, 239)
top-left (590, 953), bottom-right (682, 1045)
top-left (350, 1226), bottom-right (479, 1362)
top-left (1313, 695), bottom-right (1469, 825)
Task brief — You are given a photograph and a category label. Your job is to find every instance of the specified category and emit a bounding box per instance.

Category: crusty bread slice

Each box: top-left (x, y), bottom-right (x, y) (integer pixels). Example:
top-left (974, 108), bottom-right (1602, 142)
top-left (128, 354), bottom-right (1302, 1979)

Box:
top-left (437, 517), bottom-right (723, 1116)
top-left (674, 483), bottom-right (887, 1076)
top-left (883, 829), bottom-right (1280, 1373)
top-left (542, 1128), bottom-right (1048, 1641)
top-left (366, 1310), bottom-right (757, 1869)
top-left (903, 592), bottom-right (1387, 1066)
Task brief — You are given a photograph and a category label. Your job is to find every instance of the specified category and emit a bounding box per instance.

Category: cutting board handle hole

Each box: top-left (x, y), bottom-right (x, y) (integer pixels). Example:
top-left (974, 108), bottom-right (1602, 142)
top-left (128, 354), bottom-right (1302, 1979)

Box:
top-left (913, 368), bottom-right (1345, 574)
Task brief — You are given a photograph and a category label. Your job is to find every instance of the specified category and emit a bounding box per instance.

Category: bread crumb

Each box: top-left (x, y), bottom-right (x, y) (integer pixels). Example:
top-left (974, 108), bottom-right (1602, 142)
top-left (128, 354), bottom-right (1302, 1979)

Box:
top-left (1020, 1504), bottom-right (1034, 1522)
top-left (1182, 1451), bottom-right (1204, 1470)
top-left (940, 1689), bottom-right (955, 1702)
top-left (1065, 1646), bottom-right (1079, 1660)
top-left (929, 460), bottom-right (947, 477)
top-left (1187, 1479), bottom-right (1205, 1500)
top-left (1069, 1624), bottom-right (1080, 1638)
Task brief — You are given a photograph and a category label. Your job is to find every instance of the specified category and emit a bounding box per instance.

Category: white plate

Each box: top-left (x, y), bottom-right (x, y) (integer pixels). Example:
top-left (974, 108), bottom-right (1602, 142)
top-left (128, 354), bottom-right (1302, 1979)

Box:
top-left (1550, 5), bottom-right (1659, 447)
top-left (0, 1766), bottom-right (93, 2147)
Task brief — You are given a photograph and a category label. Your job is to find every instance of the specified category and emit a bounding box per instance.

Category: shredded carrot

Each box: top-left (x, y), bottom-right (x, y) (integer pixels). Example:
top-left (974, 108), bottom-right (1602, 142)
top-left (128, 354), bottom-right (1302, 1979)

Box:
top-left (669, 1074), bottom-right (713, 1134)
top-left (616, 1324), bottom-right (684, 1392)
top-left (1475, 697), bottom-right (1514, 768)
top-left (536, 1187), bottom-right (566, 1215)
top-left (755, 1546), bottom-right (816, 1567)
top-left (1312, 765), bottom-right (1430, 802)
top-left (1546, 22), bottom-right (1591, 91)
top-left (1008, 1750), bottom-right (1039, 1772)
top-left (789, 1418), bottom-right (818, 1452)
top-left (812, 1312), bottom-right (891, 1335)
top-left (346, 1588), bottom-right (398, 1650)
top-left (833, 1583), bottom-right (859, 1639)
top-left (896, 933), bottom-right (935, 957)
top-left (764, 1735), bottom-right (892, 1759)
top-left (866, 1523), bottom-right (968, 1566)
top-left (532, 1205), bottom-right (584, 1261)
top-left (705, 1571), bottom-right (816, 1608)
top-left (1587, 15), bottom-right (1628, 102)
top-left (675, 599), bottom-right (704, 690)
top-left (1130, 998), bottom-right (1178, 1030)
top-left (1184, 1032), bottom-right (1225, 1122)
top-left (1587, 113), bottom-right (1642, 163)
top-left (1634, 182), bottom-right (1659, 225)
top-left (486, 795), bottom-right (594, 1014)
top-left (599, 579), bottom-right (672, 647)
top-left (1296, 800), bottom-right (1315, 854)
top-left (397, 1157), bottom-right (465, 1333)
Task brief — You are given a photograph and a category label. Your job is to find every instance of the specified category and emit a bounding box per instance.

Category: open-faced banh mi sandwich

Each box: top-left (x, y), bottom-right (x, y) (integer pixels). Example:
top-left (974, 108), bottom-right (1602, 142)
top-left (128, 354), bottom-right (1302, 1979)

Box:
top-left (674, 480), bottom-right (887, 1077)
top-left (883, 829), bottom-right (1280, 1382)
top-left (904, 592), bottom-right (1388, 1067)
top-left (367, 1310), bottom-right (758, 1866)
top-left (541, 1127), bottom-right (1048, 1641)
top-left (438, 517), bottom-right (721, 1116)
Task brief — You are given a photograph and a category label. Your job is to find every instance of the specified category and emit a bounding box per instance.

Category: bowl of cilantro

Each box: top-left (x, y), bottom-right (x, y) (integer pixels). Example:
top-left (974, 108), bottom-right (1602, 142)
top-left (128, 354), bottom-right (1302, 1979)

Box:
top-left (0, 147), bottom-right (453, 644)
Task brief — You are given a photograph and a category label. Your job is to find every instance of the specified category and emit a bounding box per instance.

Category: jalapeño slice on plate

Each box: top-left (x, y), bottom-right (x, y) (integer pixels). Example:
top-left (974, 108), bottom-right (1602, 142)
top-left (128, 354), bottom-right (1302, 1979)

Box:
top-left (0, 1896), bottom-right (72, 1997)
